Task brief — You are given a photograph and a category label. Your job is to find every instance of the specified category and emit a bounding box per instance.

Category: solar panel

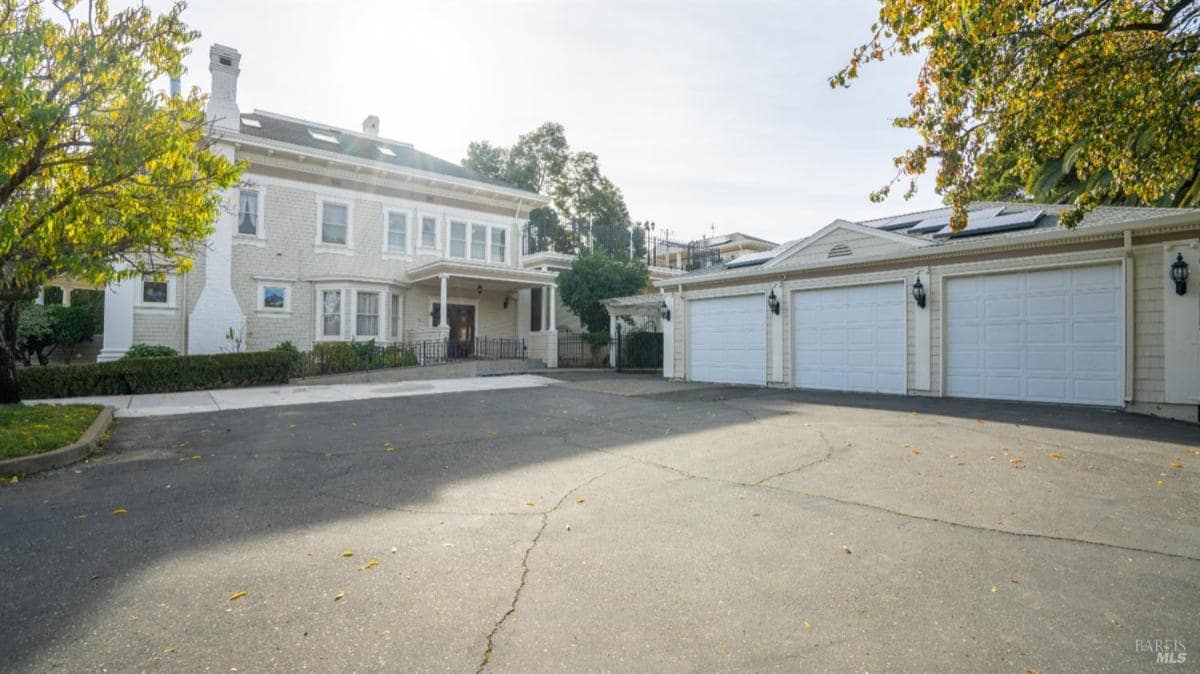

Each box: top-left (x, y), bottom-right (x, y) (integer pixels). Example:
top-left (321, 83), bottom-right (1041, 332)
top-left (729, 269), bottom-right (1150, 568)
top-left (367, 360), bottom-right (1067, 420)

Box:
top-left (907, 207), bottom-right (1005, 234)
top-left (934, 208), bottom-right (1043, 238)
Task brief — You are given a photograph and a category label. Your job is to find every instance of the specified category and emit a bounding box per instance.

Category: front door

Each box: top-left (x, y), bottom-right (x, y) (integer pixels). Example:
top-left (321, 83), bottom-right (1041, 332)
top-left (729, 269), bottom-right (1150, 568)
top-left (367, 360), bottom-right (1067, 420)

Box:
top-left (434, 303), bottom-right (476, 358)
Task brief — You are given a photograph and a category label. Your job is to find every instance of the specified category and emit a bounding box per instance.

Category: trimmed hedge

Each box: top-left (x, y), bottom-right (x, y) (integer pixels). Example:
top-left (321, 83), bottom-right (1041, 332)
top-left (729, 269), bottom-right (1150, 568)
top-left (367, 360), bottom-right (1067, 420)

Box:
top-left (18, 351), bottom-right (293, 400)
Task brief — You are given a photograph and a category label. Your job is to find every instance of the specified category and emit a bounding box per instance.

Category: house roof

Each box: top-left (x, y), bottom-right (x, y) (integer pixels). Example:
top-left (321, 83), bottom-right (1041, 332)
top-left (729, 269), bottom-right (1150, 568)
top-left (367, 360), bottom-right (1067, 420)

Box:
top-left (237, 110), bottom-right (539, 196)
top-left (655, 201), bottom-right (1200, 288)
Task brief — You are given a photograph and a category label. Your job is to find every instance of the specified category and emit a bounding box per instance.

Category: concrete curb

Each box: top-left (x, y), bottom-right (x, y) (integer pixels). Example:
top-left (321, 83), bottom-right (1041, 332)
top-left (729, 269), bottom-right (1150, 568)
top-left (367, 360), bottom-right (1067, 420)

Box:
top-left (0, 405), bottom-right (114, 476)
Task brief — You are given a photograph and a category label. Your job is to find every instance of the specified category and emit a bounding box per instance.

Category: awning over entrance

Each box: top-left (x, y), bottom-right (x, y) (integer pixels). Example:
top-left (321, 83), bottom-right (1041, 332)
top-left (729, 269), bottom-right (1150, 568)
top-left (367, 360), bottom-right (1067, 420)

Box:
top-left (408, 260), bottom-right (558, 292)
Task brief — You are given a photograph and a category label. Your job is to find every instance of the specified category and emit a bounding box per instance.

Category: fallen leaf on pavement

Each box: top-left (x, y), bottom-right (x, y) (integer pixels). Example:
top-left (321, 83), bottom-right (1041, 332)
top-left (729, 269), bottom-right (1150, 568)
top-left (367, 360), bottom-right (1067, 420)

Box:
top-left (525, 500), bottom-right (535, 507)
top-left (841, 545), bottom-right (852, 554)
top-left (1171, 460), bottom-right (1183, 469)
top-left (334, 591), bottom-right (345, 601)
top-left (1010, 457), bottom-right (1024, 468)
top-left (576, 497), bottom-right (585, 504)
top-left (111, 508), bottom-right (128, 516)
top-left (1048, 452), bottom-right (1062, 460)
top-left (911, 448), bottom-right (921, 455)
top-left (229, 591), bottom-right (247, 601)
top-left (803, 620), bottom-right (812, 629)
top-left (164, 647), bottom-right (176, 653)
top-left (363, 559), bottom-right (380, 570)
top-left (1157, 480), bottom-right (1166, 487)
top-left (990, 586), bottom-right (998, 593)
top-left (287, 424), bottom-right (296, 429)
top-left (341, 549), bottom-right (353, 557)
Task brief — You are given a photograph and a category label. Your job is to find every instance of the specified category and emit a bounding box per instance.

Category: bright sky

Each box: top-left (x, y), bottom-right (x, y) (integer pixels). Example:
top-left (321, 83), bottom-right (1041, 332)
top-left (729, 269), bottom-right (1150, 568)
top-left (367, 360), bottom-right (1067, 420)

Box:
top-left (146, 0), bottom-right (944, 244)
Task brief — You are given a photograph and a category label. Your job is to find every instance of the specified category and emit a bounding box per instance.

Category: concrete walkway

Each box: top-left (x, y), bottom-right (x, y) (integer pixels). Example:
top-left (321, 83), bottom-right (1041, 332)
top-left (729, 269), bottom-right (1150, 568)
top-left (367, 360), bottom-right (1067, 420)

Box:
top-left (26, 374), bottom-right (558, 418)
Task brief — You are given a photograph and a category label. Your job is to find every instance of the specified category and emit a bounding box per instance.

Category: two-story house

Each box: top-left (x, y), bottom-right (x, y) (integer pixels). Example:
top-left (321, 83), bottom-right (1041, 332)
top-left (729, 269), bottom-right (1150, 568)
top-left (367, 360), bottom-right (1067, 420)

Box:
top-left (99, 44), bottom-right (569, 366)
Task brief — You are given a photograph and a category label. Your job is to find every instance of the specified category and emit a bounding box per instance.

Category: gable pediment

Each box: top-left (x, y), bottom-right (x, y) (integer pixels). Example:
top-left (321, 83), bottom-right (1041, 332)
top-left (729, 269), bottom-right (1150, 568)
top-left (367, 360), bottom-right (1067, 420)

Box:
top-left (766, 219), bottom-right (928, 268)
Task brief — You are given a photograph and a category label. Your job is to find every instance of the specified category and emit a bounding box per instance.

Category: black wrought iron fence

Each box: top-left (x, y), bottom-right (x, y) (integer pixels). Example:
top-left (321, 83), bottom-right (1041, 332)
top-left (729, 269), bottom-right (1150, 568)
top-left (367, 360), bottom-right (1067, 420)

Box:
top-left (615, 328), bottom-right (663, 371)
top-left (557, 333), bottom-right (610, 368)
top-left (449, 337), bottom-right (527, 361)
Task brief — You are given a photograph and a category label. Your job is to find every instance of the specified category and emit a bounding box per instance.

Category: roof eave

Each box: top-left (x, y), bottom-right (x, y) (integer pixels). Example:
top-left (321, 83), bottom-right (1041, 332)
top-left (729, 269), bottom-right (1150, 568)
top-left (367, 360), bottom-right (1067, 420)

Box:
top-left (214, 130), bottom-right (552, 206)
top-left (655, 211), bottom-right (1200, 289)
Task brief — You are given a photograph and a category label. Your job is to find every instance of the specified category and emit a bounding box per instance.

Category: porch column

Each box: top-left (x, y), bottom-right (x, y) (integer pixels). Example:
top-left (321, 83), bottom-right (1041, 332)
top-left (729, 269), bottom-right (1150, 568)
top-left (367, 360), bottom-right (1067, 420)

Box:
top-left (609, 311), bottom-right (617, 367)
top-left (545, 283), bottom-right (558, 368)
top-left (438, 273), bottom-right (448, 327)
top-left (97, 275), bottom-right (136, 362)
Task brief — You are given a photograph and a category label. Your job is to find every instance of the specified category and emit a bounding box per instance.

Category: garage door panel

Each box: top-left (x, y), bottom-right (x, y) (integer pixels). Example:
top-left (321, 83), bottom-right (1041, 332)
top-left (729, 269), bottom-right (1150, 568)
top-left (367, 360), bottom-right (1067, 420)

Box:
top-left (792, 282), bottom-right (906, 394)
top-left (986, 324), bottom-right (1022, 345)
top-left (688, 295), bottom-right (766, 386)
top-left (1027, 295), bottom-right (1066, 316)
top-left (985, 350), bottom-right (1021, 370)
top-left (946, 264), bottom-right (1123, 406)
top-left (1073, 291), bottom-right (1118, 315)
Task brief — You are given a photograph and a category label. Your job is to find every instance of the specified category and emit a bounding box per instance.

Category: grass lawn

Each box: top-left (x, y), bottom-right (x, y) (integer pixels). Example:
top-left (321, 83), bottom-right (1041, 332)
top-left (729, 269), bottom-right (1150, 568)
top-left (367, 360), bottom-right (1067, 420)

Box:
top-left (0, 404), bottom-right (104, 460)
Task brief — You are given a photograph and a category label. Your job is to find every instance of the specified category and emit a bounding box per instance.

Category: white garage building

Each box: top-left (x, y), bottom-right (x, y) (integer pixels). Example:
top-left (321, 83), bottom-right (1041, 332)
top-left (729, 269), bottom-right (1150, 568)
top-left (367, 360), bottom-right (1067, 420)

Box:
top-left (656, 202), bottom-right (1200, 422)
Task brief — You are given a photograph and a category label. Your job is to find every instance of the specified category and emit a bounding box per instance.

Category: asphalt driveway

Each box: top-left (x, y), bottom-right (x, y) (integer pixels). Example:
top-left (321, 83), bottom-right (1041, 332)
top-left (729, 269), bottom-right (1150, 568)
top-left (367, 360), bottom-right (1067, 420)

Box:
top-left (1, 373), bottom-right (1197, 672)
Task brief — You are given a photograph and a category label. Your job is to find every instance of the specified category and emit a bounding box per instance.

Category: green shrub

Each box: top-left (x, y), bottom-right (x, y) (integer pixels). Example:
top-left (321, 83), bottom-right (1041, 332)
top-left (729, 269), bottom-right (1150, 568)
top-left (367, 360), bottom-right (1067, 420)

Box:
top-left (123, 343), bottom-right (180, 359)
top-left (271, 341), bottom-right (306, 377)
top-left (16, 303), bottom-right (100, 365)
top-left (17, 351), bottom-right (292, 399)
top-left (308, 341), bottom-right (361, 375)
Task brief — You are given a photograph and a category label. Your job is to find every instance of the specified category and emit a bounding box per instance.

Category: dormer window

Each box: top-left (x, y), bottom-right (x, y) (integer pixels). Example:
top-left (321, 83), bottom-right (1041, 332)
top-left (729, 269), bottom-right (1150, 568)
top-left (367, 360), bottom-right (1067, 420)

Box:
top-left (828, 243), bottom-right (853, 258)
top-left (241, 117), bottom-right (261, 128)
top-left (377, 145), bottom-right (396, 157)
top-left (308, 129), bottom-right (339, 144)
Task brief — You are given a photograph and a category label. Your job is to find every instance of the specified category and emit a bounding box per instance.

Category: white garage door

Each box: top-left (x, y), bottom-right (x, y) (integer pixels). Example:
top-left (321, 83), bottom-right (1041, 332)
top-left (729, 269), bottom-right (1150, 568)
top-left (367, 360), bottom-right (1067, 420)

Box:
top-left (792, 283), bottom-right (907, 394)
top-left (688, 295), bottom-right (766, 385)
top-left (945, 264), bottom-right (1123, 406)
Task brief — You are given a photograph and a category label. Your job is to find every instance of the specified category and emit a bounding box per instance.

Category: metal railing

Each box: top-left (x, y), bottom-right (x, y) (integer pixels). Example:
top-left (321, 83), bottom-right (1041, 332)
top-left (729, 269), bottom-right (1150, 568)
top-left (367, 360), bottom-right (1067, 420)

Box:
top-left (448, 336), bottom-right (528, 361)
top-left (557, 333), bottom-right (610, 368)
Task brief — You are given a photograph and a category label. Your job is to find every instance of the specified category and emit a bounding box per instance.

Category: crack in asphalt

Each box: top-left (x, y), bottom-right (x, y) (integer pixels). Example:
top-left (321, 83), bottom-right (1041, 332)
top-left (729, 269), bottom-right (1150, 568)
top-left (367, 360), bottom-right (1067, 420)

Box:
top-left (475, 461), bottom-right (636, 674)
top-left (559, 431), bottom-right (1200, 564)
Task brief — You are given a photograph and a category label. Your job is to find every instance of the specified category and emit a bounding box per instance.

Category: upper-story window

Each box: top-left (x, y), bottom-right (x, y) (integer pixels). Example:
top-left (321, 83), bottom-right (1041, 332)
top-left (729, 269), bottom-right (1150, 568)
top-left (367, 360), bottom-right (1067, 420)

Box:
top-left (470, 224), bottom-right (487, 261)
top-left (385, 211), bottom-right (408, 255)
top-left (321, 201), bottom-right (349, 246)
top-left (491, 228), bottom-right (507, 263)
top-left (449, 221), bottom-right (468, 258)
top-left (238, 189), bottom-right (260, 236)
top-left (420, 215), bottom-right (438, 249)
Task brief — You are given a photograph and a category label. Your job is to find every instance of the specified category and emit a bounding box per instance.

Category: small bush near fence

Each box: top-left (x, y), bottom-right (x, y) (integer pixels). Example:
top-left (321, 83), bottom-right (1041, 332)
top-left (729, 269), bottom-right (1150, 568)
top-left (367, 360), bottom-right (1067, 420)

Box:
top-left (286, 340), bottom-right (420, 377)
top-left (18, 351), bottom-right (292, 399)
top-left (124, 343), bottom-right (180, 359)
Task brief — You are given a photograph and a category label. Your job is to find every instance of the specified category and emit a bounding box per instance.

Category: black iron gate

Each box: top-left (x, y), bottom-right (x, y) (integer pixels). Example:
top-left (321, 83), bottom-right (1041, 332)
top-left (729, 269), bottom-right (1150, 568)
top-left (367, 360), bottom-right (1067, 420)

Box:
top-left (614, 324), bottom-right (664, 372)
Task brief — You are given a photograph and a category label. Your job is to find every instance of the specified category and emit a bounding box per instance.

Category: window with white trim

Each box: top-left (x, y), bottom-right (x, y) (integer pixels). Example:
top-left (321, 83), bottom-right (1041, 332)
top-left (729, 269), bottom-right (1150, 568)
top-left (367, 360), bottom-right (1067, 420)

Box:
top-left (257, 283), bottom-right (291, 313)
top-left (321, 201), bottom-right (349, 245)
top-left (390, 293), bottom-right (401, 339)
top-left (142, 279), bottom-right (169, 305)
top-left (355, 291), bottom-right (380, 337)
top-left (385, 211), bottom-right (408, 254)
top-left (137, 274), bottom-right (176, 308)
top-left (420, 215), bottom-right (438, 248)
top-left (470, 224), bottom-right (487, 261)
top-left (238, 189), bottom-right (260, 236)
top-left (321, 289), bottom-right (342, 337)
top-left (491, 227), bottom-right (507, 263)
top-left (449, 221), bottom-right (467, 258)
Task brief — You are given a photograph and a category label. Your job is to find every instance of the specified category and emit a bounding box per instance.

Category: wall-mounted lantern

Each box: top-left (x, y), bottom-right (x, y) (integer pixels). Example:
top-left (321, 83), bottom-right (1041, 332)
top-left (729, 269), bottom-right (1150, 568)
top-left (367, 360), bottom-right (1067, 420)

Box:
top-left (912, 275), bottom-right (927, 309)
top-left (659, 298), bottom-right (671, 322)
top-left (1170, 252), bottom-right (1189, 296)
top-left (767, 289), bottom-right (781, 315)
top-left (476, 284), bottom-right (484, 296)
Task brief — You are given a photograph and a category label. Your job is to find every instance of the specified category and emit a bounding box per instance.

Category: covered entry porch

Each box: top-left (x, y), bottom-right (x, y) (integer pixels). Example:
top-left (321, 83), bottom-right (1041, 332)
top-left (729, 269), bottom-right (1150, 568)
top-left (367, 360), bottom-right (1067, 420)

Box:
top-left (407, 260), bottom-right (560, 366)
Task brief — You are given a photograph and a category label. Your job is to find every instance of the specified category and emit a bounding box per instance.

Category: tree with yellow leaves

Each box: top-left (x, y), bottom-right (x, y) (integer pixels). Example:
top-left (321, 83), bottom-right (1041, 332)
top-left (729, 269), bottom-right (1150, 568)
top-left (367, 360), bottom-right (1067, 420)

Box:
top-left (0, 0), bottom-right (242, 402)
top-left (833, 0), bottom-right (1200, 230)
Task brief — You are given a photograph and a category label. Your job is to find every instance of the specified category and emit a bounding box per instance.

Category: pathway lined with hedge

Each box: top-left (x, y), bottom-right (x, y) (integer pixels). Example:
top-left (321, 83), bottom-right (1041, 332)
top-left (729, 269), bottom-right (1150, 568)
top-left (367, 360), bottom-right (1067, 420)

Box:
top-left (25, 375), bottom-right (558, 418)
